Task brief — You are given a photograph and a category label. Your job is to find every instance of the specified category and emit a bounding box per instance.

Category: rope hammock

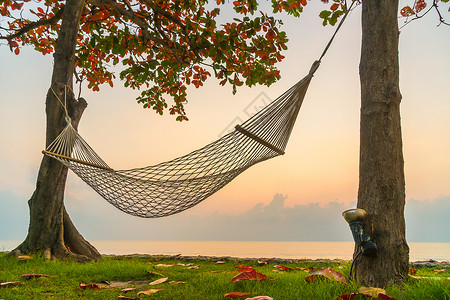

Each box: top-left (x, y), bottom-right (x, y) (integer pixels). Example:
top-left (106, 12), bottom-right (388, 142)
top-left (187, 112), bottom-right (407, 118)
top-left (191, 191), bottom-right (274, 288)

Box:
top-left (43, 5), bottom-right (353, 218)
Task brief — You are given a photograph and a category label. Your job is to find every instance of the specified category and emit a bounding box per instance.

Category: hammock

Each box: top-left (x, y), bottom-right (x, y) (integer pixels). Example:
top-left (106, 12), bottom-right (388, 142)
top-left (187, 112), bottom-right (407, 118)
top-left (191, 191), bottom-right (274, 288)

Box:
top-left (43, 61), bottom-right (318, 218)
top-left (43, 3), bottom-right (353, 218)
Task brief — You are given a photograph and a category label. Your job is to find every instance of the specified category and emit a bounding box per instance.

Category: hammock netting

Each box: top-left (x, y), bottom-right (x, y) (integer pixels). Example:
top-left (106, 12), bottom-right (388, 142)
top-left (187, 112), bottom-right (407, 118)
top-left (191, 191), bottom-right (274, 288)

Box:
top-left (43, 62), bottom-right (319, 218)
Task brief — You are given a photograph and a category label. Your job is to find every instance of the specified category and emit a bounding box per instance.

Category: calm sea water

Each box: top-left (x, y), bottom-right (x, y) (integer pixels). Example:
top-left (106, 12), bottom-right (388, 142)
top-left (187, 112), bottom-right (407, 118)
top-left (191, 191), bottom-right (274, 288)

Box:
top-left (1, 241), bottom-right (448, 262)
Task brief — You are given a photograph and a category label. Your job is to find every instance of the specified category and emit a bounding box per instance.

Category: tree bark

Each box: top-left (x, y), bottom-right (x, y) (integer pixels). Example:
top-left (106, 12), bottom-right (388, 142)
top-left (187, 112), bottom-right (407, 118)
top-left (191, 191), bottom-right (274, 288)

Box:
top-left (12, 0), bottom-right (101, 261)
top-left (356, 0), bottom-right (409, 286)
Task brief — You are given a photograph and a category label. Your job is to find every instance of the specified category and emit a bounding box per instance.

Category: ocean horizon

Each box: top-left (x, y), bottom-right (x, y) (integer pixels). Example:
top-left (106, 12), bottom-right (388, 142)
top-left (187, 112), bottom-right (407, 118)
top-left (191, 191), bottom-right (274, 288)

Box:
top-left (1, 240), bottom-right (449, 262)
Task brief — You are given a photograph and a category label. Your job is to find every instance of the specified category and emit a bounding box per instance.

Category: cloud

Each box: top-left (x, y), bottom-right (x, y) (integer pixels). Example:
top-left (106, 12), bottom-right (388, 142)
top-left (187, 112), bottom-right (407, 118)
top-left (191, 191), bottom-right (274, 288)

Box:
top-left (405, 196), bottom-right (450, 242)
top-left (1, 190), bottom-right (449, 243)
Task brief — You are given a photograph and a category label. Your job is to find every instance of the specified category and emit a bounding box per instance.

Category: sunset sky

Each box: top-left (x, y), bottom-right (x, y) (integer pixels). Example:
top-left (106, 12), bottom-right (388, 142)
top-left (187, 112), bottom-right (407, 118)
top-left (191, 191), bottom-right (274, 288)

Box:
top-left (1, 2), bottom-right (449, 243)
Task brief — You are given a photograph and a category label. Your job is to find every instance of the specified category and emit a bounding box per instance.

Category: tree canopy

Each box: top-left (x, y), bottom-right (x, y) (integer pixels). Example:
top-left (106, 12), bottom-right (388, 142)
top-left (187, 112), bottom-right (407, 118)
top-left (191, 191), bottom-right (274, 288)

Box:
top-left (1, 0), bottom-right (295, 121)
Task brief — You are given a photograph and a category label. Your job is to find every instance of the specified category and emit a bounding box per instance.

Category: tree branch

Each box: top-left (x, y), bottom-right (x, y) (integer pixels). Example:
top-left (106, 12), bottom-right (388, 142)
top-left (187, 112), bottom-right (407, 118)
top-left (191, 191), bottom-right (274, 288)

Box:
top-left (0, 7), bottom-right (65, 42)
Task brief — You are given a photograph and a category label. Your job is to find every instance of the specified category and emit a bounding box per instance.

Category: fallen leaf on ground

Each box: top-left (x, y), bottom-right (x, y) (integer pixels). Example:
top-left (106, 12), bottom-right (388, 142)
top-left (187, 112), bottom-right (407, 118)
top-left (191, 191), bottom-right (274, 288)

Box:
top-left (187, 265), bottom-right (200, 269)
top-left (210, 271), bottom-right (221, 273)
top-left (274, 265), bottom-right (294, 271)
top-left (149, 277), bottom-right (168, 286)
top-left (305, 268), bottom-right (346, 283)
top-left (245, 296), bottom-right (274, 300)
top-left (224, 292), bottom-right (251, 298)
top-left (121, 287), bottom-right (137, 292)
top-left (79, 282), bottom-right (99, 290)
top-left (216, 260), bottom-right (226, 264)
top-left (359, 286), bottom-right (386, 298)
top-left (408, 269), bottom-right (417, 274)
top-left (335, 293), bottom-right (358, 300)
top-left (235, 264), bottom-right (252, 270)
top-left (434, 269), bottom-right (446, 273)
top-left (232, 269), bottom-right (275, 283)
top-left (17, 255), bottom-right (33, 260)
top-left (378, 293), bottom-right (397, 300)
top-left (257, 261), bottom-right (268, 265)
top-left (169, 281), bottom-right (187, 284)
top-left (137, 288), bottom-right (163, 295)
top-left (156, 264), bottom-right (174, 267)
top-left (146, 262), bottom-right (152, 265)
top-left (0, 281), bottom-right (20, 287)
top-left (322, 268), bottom-right (346, 283)
top-left (22, 274), bottom-right (53, 279)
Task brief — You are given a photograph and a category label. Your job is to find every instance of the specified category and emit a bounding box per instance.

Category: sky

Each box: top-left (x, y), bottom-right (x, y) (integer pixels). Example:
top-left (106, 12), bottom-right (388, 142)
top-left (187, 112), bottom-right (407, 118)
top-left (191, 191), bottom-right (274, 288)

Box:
top-left (0, 2), bottom-right (449, 243)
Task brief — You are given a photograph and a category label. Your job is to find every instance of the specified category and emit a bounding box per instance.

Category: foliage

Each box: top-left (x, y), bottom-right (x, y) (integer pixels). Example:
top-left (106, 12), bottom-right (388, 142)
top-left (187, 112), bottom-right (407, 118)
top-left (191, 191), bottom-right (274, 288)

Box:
top-left (0, 0), bottom-right (291, 121)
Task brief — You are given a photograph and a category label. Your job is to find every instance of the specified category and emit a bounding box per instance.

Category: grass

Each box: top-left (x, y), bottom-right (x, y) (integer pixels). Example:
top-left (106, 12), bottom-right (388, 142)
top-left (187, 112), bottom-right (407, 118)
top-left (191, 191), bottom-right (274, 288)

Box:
top-left (0, 253), bottom-right (449, 299)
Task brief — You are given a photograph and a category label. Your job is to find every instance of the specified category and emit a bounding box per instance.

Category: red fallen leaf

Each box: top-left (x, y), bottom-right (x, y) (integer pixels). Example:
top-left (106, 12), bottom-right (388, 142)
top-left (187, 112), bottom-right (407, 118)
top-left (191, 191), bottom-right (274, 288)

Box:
top-left (22, 274), bottom-right (53, 279)
top-left (274, 265), bottom-right (294, 271)
top-left (224, 292), bottom-right (251, 298)
top-left (335, 293), bottom-right (358, 300)
top-left (235, 264), bottom-right (252, 269)
top-left (378, 293), bottom-right (397, 300)
top-left (79, 282), bottom-right (99, 290)
top-left (0, 281), bottom-right (21, 287)
top-left (408, 268), bottom-right (417, 274)
top-left (232, 269), bottom-right (271, 283)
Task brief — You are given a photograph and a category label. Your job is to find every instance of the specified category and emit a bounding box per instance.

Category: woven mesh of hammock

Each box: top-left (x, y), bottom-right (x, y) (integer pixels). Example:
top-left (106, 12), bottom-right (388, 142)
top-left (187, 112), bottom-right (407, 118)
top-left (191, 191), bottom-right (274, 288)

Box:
top-left (43, 62), bottom-right (318, 218)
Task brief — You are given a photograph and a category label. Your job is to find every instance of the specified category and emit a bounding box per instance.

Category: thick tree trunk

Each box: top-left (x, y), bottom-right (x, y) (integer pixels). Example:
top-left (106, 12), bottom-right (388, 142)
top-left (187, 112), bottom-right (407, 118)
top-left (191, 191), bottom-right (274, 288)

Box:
top-left (356, 0), bottom-right (409, 286)
top-left (12, 0), bottom-right (101, 261)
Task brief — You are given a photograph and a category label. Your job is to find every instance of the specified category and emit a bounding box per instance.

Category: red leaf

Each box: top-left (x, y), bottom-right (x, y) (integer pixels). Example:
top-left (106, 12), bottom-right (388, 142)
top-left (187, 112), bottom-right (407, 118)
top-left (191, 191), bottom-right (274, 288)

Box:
top-left (79, 282), bottom-right (99, 290)
top-left (235, 264), bottom-right (252, 269)
top-left (400, 6), bottom-right (415, 17)
top-left (336, 294), bottom-right (358, 300)
top-left (232, 269), bottom-right (269, 283)
top-left (224, 292), bottom-right (251, 298)
top-left (330, 3), bottom-right (339, 11)
top-left (301, 0), bottom-right (307, 6)
top-left (415, 0), bottom-right (427, 13)
top-left (408, 268), bottom-right (417, 274)
top-left (274, 265), bottom-right (294, 271)
top-left (14, 47), bottom-right (20, 55)
top-left (378, 293), bottom-right (397, 300)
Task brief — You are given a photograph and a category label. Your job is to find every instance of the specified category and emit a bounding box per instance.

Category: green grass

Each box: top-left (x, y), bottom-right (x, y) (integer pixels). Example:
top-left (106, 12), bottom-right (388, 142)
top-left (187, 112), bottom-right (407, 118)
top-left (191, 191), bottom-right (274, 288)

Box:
top-left (0, 253), bottom-right (448, 299)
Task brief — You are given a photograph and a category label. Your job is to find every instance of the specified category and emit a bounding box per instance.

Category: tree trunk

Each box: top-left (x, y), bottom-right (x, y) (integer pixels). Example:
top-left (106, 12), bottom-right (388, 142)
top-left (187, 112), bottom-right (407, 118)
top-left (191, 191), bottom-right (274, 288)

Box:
top-left (12, 0), bottom-right (101, 261)
top-left (356, 0), bottom-right (409, 286)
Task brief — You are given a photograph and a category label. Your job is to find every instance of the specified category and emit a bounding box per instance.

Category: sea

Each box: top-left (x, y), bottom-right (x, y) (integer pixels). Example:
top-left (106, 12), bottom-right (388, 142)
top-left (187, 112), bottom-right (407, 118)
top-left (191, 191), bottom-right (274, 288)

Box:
top-left (1, 241), bottom-right (449, 262)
